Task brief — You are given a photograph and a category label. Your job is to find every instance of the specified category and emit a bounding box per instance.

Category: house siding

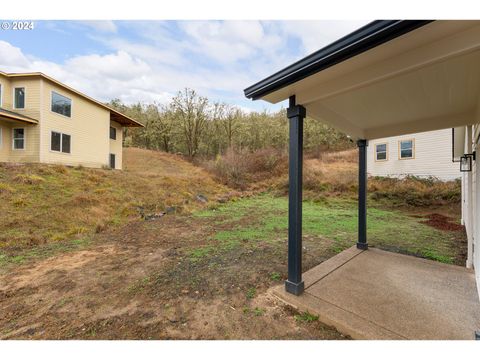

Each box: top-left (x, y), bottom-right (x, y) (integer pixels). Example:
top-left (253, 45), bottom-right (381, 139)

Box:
top-left (39, 80), bottom-right (111, 168)
top-left (367, 129), bottom-right (460, 181)
top-left (109, 121), bottom-right (123, 169)
top-left (0, 76), bottom-right (40, 163)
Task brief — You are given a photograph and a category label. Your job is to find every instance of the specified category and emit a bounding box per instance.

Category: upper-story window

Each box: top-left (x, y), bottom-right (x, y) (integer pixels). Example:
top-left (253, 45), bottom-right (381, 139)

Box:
top-left (0, 84), bottom-right (3, 107)
top-left (51, 91), bottom-right (72, 117)
top-left (14, 87), bottom-right (25, 109)
top-left (375, 143), bottom-right (388, 161)
top-left (110, 126), bottom-right (117, 140)
top-left (399, 139), bottom-right (414, 159)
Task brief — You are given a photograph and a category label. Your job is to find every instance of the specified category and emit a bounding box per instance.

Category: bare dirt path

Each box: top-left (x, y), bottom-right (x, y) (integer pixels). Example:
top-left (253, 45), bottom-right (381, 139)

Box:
top-left (0, 214), bottom-right (346, 340)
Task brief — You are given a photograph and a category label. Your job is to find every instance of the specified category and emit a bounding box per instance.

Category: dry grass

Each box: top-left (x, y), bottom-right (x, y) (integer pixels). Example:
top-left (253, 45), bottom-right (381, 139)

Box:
top-left (0, 148), bottom-right (230, 248)
top-left (203, 148), bottom-right (460, 207)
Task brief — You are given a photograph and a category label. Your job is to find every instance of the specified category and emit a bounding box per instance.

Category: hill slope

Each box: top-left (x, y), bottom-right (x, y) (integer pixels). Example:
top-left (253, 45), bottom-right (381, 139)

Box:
top-left (0, 148), bottom-right (230, 249)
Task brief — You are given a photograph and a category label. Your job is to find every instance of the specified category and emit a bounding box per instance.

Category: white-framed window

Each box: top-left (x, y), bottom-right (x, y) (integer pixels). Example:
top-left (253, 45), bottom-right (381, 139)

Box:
top-left (0, 127), bottom-right (3, 148)
top-left (50, 131), bottom-right (71, 154)
top-left (12, 128), bottom-right (25, 150)
top-left (399, 139), bottom-right (414, 159)
top-left (13, 87), bottom-right (25, 109)
top-left (51, 91), bottom-right (72, 117)
top-left (0, 83), bottom-right (3, 107)
top-left (375, 143), bottom-right (388, 161)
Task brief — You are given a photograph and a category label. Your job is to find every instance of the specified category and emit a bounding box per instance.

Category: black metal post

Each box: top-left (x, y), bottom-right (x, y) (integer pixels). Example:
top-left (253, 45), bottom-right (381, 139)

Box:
top-left (357, 139), bottom-right (368, 250)
top-left (285, 95), bottom-right (306, 295)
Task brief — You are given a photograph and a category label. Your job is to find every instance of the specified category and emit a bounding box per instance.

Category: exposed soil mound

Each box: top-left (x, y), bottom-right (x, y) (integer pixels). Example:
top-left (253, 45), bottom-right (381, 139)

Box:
top-left (420, 213), bottom-right (464, 231)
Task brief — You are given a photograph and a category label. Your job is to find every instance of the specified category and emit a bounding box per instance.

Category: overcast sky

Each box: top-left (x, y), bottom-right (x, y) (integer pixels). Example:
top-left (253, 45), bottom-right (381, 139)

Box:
top-left (0, 20), bottom-right (370, 111)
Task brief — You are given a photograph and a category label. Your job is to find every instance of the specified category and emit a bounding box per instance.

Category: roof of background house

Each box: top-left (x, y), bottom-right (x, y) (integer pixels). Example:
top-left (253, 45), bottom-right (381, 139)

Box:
top-left (244, 20), bottom-right (432, 100)
top-left (0, 107), bottom-right (39, 124)
top-left (0, 71), bottom-right (144, 127)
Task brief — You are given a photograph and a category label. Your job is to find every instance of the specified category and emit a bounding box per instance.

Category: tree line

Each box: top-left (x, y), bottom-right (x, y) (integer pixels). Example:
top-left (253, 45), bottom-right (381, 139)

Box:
top-left (109, 88), bottom-right (354, 159)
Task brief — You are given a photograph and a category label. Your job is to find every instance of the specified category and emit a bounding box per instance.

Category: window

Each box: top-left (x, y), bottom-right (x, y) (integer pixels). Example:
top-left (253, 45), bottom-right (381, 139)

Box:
top-left (0, 84), bottom-right (3, 106)
top-left (110, 154), bottom-right (116, 169)
top-left (51, 91), bottom-right (72, 117)
top-left (110, 126), bottom-right (117, 140)
top-left (13, 128), bottom-right (25, 150)
top-left (14, 87), bottom-right (25, 109)
top-left (375, 143), bottom-right (387, 161)
top-left (399, 139), bottom-right (414, 159)
top-left (0, 127), bottom-right (2, 147)
top-left (51, 131), bottom-right (71, 153)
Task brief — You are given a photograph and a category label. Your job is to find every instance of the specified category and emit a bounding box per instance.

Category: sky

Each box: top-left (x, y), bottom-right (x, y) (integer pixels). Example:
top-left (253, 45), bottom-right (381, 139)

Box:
top-left (0, 20), bottom-right (370, 112)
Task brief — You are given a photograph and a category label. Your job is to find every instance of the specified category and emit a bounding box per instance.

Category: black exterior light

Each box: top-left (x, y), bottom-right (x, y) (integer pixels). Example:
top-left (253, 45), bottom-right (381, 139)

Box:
top-left (460, 152), bottom-right (476, 172)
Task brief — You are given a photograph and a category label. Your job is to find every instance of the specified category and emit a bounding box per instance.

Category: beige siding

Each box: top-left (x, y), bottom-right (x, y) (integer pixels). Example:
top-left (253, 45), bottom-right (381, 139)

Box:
top-left (39, 80), bottom-right (110, 168)
top-left (0, 76), bottom-right (40, 163)
top-left (366, 129), bottom-right (460, 181)
top-left (109, 121), bottom-right (123, 169)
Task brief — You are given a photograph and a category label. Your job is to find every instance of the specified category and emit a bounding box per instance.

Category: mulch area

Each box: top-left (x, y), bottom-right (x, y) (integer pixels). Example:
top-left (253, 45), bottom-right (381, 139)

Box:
top-left (419, 213), bottom-right (464, 231)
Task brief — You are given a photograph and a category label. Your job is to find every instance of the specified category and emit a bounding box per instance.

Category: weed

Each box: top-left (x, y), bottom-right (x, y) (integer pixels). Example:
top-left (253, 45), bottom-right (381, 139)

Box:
top-left (246, 287), bottom-right (256, 299)
top-left (253, 307), bottom-right (265, 316)
top-left (294, 311), bottom-right (319, 323)
top-left (270, 272), bottom-right (281, 281)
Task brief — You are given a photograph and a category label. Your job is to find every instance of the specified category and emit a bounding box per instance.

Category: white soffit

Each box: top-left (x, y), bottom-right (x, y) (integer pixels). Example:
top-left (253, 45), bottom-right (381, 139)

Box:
top-left (264, 21), bottom-right (480, 139)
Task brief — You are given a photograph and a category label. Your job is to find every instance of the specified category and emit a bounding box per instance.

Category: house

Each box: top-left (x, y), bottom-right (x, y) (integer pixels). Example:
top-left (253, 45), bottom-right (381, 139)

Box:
top-left (0, 71), bottom-right (143, 169)
top-left (367, 128), bottom-right (460, 181)
top-left (245, 20), bottom-right (480, 339)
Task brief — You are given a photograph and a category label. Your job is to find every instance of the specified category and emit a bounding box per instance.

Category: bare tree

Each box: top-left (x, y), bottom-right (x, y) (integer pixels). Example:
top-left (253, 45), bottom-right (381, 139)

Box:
top-left (172, 88), bottom-right (209, 158)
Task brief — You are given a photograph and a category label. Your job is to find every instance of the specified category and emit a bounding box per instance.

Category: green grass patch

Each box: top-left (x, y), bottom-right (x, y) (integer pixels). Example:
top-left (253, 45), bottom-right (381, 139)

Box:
top-left (191, 193), bottom-right (462, 265)
top-left (294, 311), bottom-right (319, 323)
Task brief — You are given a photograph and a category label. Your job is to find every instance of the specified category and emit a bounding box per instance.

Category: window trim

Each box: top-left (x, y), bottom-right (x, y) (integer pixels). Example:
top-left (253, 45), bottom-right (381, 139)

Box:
top-left (0, 83), bottom-right (3, 107)
top-left (50, 91), bottom-right (73, 118)
top-left (12, 127), bottom-right (26, 150)
top-left (374, 142), bottom-right (388, 162)
top-left (110, 126), bottom-right (117, 140)
top-left (13, 86), bottom-right (26, 110)
top-left (50, 130), bottom-right (72, 154)
top-left (398, 138), bottom-right (415, 160)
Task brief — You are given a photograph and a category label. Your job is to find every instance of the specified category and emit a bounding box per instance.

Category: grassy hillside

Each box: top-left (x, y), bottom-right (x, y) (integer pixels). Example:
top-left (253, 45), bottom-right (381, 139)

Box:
top-left (204, 148), bottom-right (461, 207)
top-left (0, 148), bottom-right (230, 249)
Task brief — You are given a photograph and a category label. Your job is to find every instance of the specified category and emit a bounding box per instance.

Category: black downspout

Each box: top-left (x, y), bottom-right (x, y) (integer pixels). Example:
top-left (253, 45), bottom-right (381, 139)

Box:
top-left (285, 95), bottom-right (306, 296)
top-left (357, 139), bottom-right (368, 250)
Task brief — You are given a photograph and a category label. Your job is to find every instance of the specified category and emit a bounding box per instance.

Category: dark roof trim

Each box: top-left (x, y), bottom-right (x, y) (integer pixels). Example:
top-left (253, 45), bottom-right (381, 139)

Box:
top-left (244, 20), bottom-right (434, 100)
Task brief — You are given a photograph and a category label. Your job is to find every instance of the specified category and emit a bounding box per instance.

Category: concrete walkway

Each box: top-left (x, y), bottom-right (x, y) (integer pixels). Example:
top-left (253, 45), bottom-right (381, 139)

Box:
top-left (273, 246), bottom-right (480, 339)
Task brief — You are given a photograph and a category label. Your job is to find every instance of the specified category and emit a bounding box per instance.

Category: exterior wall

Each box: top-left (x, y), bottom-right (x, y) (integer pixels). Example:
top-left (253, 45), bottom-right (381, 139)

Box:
top-left (473, 124), bottom-right (480, 293)
top-left (109, 121), bottom-right (123, 169)
top-left (0, 75), bottom-right (40, 163)
top-left (39, 79), bottom-right (111, 168)
top-left (367, 129), bottom-right (460, 181)
top-left (462, 123), bottom-right (480, 298)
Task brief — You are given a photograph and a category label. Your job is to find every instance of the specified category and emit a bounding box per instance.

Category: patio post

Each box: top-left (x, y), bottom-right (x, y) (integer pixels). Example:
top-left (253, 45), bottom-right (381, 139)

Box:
top-left (357, 139), bottom-right (368, 250)
top-left (285, 95), bottom-right (306, 296)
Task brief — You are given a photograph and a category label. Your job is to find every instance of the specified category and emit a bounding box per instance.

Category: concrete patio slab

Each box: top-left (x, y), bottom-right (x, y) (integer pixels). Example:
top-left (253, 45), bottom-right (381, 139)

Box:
top-left (273, 246), bottom-right (480, 340)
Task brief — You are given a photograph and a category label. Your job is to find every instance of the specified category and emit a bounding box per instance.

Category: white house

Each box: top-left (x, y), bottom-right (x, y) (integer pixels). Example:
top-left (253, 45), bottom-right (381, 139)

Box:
top-left (367, 128), bottom-right (460, 181)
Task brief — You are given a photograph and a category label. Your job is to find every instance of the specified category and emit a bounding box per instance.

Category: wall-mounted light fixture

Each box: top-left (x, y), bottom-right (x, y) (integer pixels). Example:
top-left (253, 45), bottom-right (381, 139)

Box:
top-left (460, 151), bottom-right (476, 172)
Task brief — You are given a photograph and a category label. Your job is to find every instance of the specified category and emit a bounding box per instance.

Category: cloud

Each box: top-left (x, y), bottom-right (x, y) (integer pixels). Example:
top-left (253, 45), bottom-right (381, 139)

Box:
top-left (77, 20), bottom-right (118, 33)
top-left (0, 41), bottom-right (30, 67)
top-left (0, 20), bottom-right (370, 109)
top-left (279, 20), bottom-right (370, 54)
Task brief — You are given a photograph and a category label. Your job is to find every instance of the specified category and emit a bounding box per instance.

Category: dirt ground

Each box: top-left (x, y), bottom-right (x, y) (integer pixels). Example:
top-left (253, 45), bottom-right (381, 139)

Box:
top-left (0, 214), bottom-right (348, 340)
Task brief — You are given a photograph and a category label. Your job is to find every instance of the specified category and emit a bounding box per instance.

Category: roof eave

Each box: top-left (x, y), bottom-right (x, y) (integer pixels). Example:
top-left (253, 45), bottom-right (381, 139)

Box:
top-left (244, 20), bottom-right (434, 101)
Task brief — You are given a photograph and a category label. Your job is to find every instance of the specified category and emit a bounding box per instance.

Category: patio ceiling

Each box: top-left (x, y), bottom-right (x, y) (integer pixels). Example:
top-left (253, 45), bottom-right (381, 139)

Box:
top-left (245, 20), bottom-right (480, 139)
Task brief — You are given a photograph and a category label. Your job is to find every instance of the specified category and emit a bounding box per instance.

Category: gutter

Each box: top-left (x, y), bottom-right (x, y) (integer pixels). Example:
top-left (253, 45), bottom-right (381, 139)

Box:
top-left (244, 20), bottom-right (433, 100)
